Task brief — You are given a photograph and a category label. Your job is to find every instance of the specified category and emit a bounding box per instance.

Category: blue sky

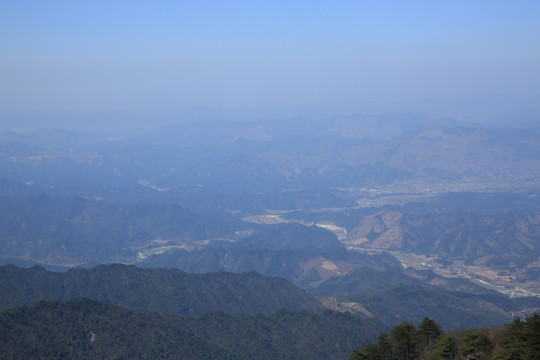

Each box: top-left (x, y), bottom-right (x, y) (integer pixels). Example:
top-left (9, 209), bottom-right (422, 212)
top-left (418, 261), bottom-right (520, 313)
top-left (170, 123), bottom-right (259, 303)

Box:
top-left (1, 1), bottom-right (539, 119)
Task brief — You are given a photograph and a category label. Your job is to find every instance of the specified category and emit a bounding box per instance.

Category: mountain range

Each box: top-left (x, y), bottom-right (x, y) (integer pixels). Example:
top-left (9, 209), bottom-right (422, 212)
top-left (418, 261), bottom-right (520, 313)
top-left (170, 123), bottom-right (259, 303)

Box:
top-left (1, 115), bottom-right (540, 358)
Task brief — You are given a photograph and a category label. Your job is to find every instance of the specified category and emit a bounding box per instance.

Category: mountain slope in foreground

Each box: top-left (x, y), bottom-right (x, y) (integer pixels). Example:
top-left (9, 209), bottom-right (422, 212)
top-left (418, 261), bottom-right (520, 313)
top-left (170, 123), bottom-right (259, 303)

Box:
top-left (0, 298), bottom-right (385, 360)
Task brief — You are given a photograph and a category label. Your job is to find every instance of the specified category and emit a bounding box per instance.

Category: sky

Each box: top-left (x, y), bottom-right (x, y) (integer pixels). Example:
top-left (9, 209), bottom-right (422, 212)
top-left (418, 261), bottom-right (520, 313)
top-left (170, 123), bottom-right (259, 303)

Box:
top-left (1, 1), bottom-right (540, 125)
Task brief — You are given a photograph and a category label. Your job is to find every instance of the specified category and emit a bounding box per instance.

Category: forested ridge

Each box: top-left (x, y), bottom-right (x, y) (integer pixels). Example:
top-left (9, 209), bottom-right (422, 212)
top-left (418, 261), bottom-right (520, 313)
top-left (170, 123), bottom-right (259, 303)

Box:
top-left (0, 263), bottom-right (323, 314)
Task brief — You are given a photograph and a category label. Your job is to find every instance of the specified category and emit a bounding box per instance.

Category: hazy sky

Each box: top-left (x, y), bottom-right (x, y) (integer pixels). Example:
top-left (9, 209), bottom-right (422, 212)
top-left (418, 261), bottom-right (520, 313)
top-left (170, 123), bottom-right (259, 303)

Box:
top-left (1, 1), bottom-right (540, 118)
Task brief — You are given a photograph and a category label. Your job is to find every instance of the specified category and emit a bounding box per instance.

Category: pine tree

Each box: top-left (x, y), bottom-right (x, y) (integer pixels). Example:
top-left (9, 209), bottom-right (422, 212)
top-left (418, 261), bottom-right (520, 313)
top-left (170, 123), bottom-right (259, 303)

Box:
top-left (459, 329), bottom-right (493, 360)
top-left (429, 336), bottom-right (457, 360)
top-left (417, 317), bottom-right (443, 347)
top-left (390, 321), bottom-right (418, 360)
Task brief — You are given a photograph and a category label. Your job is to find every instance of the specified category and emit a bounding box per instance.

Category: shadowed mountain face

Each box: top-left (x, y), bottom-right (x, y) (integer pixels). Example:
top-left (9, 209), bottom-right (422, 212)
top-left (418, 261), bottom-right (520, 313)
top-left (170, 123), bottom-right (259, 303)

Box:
top-left (0, 264), bottom-right (323, 315)
top-left (3, 262), bottom-right (538, 338)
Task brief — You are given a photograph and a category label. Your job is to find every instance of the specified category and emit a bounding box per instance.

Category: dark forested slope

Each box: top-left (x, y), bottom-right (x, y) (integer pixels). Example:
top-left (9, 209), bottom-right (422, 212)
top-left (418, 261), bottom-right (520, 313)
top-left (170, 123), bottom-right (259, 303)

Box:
top-left (0, 298), bottom-right (386, 360)
top-left (0, 264), bottom-right (323, 315)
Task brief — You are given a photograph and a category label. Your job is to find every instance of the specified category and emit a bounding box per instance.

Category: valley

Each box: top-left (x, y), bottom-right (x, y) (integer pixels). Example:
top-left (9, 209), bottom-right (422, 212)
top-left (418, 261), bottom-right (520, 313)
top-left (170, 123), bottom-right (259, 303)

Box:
top-left (240, 183), bottom-right (540, 299)
top-left (2, 116), bottom-right (540, 357)
top-left (385, 251), bottom-right (540, 298)
top-left (4, 2), bottom-right (540, 357)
